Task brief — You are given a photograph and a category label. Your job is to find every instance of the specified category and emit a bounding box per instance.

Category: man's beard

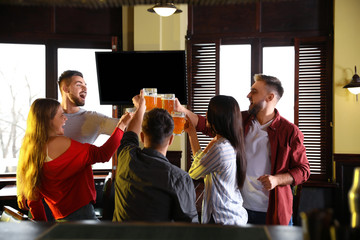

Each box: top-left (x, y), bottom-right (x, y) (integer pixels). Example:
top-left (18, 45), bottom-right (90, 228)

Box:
top-left (69, 93), bottom-right (85, 106)
top-left (248, 101), bottom-right (263, 117)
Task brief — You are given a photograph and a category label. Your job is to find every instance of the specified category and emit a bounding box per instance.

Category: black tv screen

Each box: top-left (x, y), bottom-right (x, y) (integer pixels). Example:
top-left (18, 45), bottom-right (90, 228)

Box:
top-left (95, 51), bottom-right (187, 105)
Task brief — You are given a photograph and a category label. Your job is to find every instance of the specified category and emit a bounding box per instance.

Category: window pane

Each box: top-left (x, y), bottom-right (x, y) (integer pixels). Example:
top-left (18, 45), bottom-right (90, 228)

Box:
top-left (263, 46), bottom-right (295, 123)
top-left (220, 44), bottom-right (251, 112)
top-left (58, 48), bottom-right (112, 170)
top-left (0, 43), bottom-right (45, 174)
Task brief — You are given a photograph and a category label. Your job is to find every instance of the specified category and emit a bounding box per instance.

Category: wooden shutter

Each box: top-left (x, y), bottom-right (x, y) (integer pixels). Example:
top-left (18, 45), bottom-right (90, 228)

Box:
top-left (295, 37), bottom-right (333, 181)
top-left (187, 40), bottom-right (220, 150)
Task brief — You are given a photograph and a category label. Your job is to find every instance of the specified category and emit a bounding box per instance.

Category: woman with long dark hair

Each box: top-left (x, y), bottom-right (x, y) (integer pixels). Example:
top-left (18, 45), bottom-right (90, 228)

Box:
top-left (186, 95), bottom-right (247, 225)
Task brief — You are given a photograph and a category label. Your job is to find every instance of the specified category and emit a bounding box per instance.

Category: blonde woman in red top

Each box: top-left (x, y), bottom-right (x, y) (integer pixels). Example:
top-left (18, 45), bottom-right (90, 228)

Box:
top-left (16, 98), bottom-right (131, 221)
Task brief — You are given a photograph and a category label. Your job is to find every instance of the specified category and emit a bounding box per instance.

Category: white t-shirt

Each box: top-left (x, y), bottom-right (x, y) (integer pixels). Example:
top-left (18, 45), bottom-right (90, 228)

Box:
top-left (64, 108), bottom-right (118, 144)
top-left (241, 119), bottom-right (273, 212)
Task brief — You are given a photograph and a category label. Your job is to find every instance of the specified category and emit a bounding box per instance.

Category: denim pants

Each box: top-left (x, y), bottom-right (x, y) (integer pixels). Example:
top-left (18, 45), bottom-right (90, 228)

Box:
top-left (246, 209), bottom-right (293, 226)
top-left (57, 203), bottom-right (99, 222)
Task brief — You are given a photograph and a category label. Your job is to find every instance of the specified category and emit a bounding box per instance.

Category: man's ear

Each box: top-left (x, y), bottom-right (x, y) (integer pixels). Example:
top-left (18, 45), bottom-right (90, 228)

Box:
top-left (62, 84), bottom-right (70, 94)
top-left (266, 92), bottom-right (275, 102)
top-left (168, 134), bottom-right (174, 146)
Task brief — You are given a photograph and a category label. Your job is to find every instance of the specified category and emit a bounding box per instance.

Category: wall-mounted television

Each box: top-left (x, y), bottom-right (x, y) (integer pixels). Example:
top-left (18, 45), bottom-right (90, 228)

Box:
top-left (95, 50), bottom-right (187, 105)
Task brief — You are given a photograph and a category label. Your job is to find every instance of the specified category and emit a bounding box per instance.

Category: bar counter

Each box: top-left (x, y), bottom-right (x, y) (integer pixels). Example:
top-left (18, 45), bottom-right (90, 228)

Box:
top-left (0, 221), bottom-right (303, 240)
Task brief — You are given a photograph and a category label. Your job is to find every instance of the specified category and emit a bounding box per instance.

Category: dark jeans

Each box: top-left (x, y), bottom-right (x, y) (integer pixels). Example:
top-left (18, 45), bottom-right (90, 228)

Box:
top-left (208, 214), bottom-right (216, 224)
top-left (246, 209), bottom-right (293, 226)
top-left (56, 203), bottom-right (99, 222)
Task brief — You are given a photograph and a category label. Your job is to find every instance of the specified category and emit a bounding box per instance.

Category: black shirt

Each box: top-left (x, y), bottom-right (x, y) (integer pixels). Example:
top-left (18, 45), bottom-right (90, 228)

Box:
top-left (113, 131), bottom-right (199, 223)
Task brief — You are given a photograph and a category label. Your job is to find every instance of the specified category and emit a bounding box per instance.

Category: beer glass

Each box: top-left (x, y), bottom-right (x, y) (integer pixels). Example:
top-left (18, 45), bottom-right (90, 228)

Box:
top-left (157, 94), bottom-right (164, 109)
top-left (349, 167), bottom-right (360, 228)
top-left (143, 88), bottom-right (157, 111)
top-left (162, 93), bottom-right (175, 114)
top-left (171, 112), bottom-right (186, 135)
top-left (125, 107), bottom-right (136, 113)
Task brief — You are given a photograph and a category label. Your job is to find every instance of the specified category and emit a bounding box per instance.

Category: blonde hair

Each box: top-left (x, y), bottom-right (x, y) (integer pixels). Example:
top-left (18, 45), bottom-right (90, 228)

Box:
top-left (17, 98), bottom-right (60, 201)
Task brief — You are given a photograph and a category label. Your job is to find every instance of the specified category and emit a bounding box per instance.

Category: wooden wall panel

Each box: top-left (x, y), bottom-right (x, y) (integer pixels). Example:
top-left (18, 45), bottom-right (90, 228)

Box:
top-left (192, 4), bottom-right (257, 35)
top-left (0, 6), bottom-right (53, 34)
top-left (0, 5), bottom-right (122, 39)
top-left (261, 0), bottom-right (331, 33)
top-left (55, 7), bottom-right (122, 36)
top-left (189, 0), bottom-right (332, 38)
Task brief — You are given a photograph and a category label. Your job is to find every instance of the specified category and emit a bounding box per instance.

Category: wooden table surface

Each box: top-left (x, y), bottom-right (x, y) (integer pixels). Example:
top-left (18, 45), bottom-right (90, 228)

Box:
top-left (0, 221), bottom-right (304, 240)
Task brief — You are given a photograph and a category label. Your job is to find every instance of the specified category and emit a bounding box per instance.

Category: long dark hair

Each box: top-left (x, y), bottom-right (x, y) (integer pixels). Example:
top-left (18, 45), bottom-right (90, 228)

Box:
top-left (207, 95), bottom-right (246, 188)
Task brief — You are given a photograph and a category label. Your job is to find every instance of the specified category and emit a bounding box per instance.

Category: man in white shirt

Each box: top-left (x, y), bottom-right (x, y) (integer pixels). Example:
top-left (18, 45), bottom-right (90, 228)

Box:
top-left (58, 70), bottom-right (118, 144)
top-left (58, 70), bottom-right (119, 220)
top-left (175, 74), bottom-right (310, 225)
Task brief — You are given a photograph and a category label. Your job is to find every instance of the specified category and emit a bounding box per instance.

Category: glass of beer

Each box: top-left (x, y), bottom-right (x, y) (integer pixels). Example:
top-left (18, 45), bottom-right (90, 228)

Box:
top-left (125, 107), bottom-right (136, 113)
top-left (172, 111), bottom-right (186, 135)
top-left (162, 93), bottom-right (175, 114)
top-left (157, 94), bottom-right (164, 109)
top-left (143, 88), bottom-right (157, 111)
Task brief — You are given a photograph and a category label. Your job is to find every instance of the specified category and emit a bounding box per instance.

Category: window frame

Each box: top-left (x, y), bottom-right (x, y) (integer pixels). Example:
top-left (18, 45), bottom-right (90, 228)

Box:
top-left (0, 5), bottom-right (122, 186)
top-left (186, 39), bottom-right (220, 168)
top-left (294, 36), bottom-right (333, 182)
top-left (0, 40), bottom-right (114, 182)
top-left (186, 36), bottom-right (333, 183)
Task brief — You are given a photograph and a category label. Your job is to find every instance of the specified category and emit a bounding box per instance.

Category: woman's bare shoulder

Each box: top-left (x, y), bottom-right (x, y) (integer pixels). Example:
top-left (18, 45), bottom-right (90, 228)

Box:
top-left (47, 136), bottom-right (71, 159)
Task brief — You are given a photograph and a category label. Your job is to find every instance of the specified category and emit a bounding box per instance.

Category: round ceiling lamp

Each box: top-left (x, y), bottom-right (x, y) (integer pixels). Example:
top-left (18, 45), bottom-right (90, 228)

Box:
top-left (147, 3), bottom-right (182, 17)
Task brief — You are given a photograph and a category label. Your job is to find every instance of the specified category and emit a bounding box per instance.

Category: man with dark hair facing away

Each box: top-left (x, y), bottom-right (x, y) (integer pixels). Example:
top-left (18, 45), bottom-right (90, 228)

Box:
top-left (113, 90), bottom-right (198, 223)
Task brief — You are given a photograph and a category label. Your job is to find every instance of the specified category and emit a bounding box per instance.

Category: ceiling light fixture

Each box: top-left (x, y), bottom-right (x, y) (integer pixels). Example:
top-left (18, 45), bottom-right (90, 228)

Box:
top-left (147, 3), bottom-right (182, 17)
